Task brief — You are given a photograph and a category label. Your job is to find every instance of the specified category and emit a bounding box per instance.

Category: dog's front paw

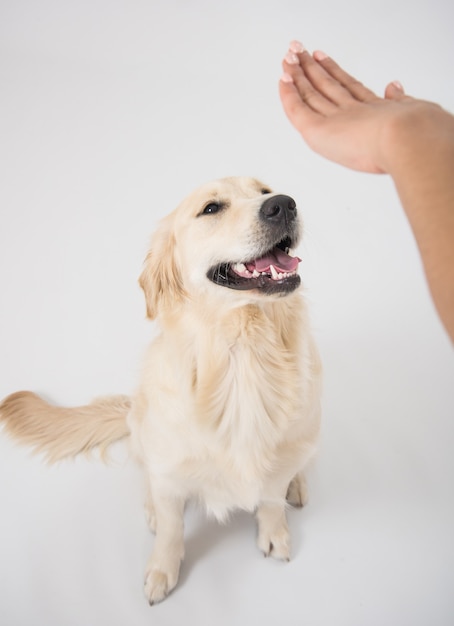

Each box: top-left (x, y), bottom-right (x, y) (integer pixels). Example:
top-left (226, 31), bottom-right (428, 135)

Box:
top-left (144, 568), bottom-right (178, 605)
top-left (257, 525), bottom-right (290, 561)
top-left (256, 502), bottom-right (291, 561)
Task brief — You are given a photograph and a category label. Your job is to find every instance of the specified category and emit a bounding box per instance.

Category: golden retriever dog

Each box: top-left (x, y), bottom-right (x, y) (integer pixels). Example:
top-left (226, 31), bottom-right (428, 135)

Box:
top-left (0, 176), bottom-right (322, 604)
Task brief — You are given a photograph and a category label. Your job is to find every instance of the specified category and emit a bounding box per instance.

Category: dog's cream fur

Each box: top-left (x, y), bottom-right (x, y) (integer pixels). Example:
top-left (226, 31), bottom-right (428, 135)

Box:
top-left (0, 176), bottom-right (321, 604)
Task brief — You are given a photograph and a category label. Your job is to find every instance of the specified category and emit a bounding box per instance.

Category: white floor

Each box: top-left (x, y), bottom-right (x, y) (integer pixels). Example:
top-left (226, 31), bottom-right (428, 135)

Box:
top-left (1, 2), bottom-right (453, 625)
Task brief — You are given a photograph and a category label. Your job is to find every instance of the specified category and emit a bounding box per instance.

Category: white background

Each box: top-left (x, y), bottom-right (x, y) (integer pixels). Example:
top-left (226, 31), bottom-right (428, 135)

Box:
top-left (1, 1), bottom-right (453, 624)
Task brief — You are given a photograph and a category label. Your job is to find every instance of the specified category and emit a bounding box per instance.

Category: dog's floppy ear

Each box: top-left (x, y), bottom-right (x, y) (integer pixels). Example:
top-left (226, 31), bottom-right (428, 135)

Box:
top-left (139, 217), bottom-right (186, 320)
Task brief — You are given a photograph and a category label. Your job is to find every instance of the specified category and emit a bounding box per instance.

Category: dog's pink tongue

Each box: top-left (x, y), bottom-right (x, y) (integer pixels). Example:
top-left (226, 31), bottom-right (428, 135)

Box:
top-left (251, 247), bottom-right (301, 273)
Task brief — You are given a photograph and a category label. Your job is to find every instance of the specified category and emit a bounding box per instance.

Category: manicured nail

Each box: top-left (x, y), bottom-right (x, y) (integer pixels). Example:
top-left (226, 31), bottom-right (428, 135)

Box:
top-left (289, 40), bottom-right (305, 54)
top-left (313, 50), bottom-right (328, 61)
top-left (280, 72), bottom-right (294, 84)
top-left (284, 51), bottom-right (299, 65)
top-left (391, 80), bottom-right (404, 91)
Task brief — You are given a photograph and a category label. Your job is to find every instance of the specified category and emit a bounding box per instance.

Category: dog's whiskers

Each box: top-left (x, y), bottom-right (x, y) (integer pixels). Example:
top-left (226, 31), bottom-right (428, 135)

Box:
top-left (216, 263), bottom-right (230, 283)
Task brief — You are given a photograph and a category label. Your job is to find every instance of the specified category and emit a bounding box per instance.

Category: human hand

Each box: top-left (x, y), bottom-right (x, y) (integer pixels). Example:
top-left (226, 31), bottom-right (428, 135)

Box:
top-left (279, 41), bottom-right (436, 174)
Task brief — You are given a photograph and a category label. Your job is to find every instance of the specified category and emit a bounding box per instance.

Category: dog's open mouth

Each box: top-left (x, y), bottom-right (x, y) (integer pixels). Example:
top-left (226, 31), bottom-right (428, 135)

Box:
top-left (207, 237), bottom-right (301, 295)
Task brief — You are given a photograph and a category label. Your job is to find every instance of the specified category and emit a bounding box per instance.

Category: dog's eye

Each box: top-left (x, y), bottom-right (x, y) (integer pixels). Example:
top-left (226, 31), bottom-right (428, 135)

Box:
top-left (201, 202), bottom-right (223, 216)
top-left (261, 188), bottom-right (272, 195)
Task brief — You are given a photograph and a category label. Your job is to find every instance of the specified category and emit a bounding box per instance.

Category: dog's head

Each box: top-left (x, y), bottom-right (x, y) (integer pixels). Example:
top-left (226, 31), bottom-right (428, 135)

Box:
top-left (139, 177), bottom-right (303, 319)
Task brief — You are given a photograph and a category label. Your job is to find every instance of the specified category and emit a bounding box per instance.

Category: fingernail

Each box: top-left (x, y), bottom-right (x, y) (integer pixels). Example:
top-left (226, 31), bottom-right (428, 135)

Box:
top-left (313, 50), bottom-right (328, 61)
top-left (391, 80), bottom-right (404, 91)
top-left (280, 72), bottom-right (294, 84)
top-left (289, 40), bottom-right (305, 54)
top-left (284, 51), bottom-right (299, 65)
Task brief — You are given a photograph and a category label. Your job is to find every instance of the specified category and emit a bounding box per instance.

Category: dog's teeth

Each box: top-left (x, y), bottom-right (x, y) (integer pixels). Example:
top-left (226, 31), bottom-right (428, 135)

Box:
top-left (233, 262), bottom-right (253, 278)
top-left (270, 264), bottom-right (279, 280)
top-left (252, 269), bottom-right (260, 278)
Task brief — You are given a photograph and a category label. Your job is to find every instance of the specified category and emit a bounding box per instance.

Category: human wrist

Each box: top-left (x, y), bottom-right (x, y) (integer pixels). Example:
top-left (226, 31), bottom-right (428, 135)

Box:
top-left (380, 102), bottom-right (454, 176)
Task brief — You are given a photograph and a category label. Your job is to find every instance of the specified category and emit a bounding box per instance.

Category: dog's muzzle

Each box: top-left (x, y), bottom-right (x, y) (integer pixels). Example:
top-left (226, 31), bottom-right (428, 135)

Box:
top-left (207, 194), bottom-right (302, 296)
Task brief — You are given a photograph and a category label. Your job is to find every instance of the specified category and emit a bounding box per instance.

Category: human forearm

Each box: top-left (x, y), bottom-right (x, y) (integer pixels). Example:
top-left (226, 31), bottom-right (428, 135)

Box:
top-left (383, 106), bottom-right (454, 340)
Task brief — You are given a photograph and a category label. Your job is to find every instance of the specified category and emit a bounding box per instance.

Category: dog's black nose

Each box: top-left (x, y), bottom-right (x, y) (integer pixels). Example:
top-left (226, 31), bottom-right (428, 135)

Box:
top-left (260, 195), bottom-right (297, 224)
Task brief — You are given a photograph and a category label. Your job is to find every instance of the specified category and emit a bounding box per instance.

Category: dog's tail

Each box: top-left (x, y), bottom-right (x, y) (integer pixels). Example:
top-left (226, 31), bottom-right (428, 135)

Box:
top-left (0, 391), bottom-right (131, 463)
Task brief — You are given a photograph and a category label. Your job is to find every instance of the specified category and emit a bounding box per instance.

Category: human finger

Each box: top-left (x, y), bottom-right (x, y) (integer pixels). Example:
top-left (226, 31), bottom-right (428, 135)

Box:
top-left (283, 51), bottom-right (338, 116)
top-left (384, 80), bottom-right (406, 100)
top-left (279, 71), bottom-right (324, 135)
top-left (311, 49), bottom-right (379, 103)
top-left (292, 46), bottom-right (370, 108)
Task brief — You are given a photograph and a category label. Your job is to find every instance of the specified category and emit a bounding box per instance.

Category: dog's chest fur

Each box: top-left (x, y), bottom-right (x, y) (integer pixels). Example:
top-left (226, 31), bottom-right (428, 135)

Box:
top-left (195, 304), bottom-right (301, 446)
